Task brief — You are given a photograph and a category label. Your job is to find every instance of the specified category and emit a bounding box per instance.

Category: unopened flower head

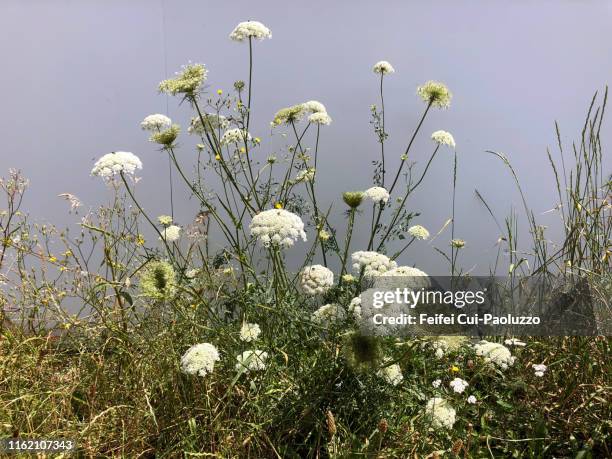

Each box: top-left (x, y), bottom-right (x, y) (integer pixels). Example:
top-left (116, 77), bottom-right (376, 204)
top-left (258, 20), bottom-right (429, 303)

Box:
top-left (240, 323), bottom-right (262, 342)
top-left (451, 239), bottom-right (466, 249)
top-left (229, 21), bottom-right (272, 42)
top-left (141, 114), bottom-right (172, 131)
top-left (364, 186), bottom-right (390, 204)
top-left (188, 113), bottom-right (229, 135)
top-left (235, 350), bottom-right (268, 373)
top-left (150, 125), bottom-right (180, 146)
top-left (431, 130), bottom-right (456, 149)
top-left (342, 191), bottom-right (364, 208)
top-left (449, 377), bottom-right (469, 394)
top-left (311, 303), bottom-right (346, 327)
top-left (299, 264), bottom-right (334, 295)
top-left (425, 397), bottom-right (456, 429)
top-left (377, 362), bottom-right (403, 386)
top-left (159, 63), bottom-right (207, 96)
top-left (351, 251), bottom-right (397, 276)
top-left (160, 225), bottom-right (181, 242)
top-left (373, 61), bottom-right (395, 75)
top-left (408, 225), bottom-right (430, 240)
top-left (249, 208), bottom-right (307, 248)
top-left (308, 112), bottom-right (332, 125)
top-left (158, 215), bottom-right (173, 226)
top-left (139, 260), bottom-right (176, 300)
top-left (181, 343), bottom-right (220, 377)
top-left (91, 151), bottom-right (142, 179)
top-left (221, 128), bottom-right (252, 145)
top-left (417, 80), bottom-right (452, 109)
top-left (474, 340), bottom-right (515, 370)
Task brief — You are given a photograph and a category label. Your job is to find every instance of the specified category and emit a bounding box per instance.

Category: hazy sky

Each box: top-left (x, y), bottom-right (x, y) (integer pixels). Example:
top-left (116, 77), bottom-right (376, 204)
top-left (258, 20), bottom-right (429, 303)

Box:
top-left (1, 1), bottom-right (611, 275)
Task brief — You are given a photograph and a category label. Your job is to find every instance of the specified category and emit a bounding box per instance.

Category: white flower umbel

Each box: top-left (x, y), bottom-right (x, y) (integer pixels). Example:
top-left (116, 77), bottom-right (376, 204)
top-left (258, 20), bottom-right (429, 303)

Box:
top-left (235, 350), bottom-right (268, 373)
top-left (91, 151), bottom-right (143, 179)
top-left (432, 379), bottom-right (442, 388)
top-left (188, 113), bottom-right (229, 135)
top-left (504, 338), bottom-right (527, 347)
top-left (449, 377), bottom-right (469, 394)
top-left (230, 21), bottom-right (272, 41)
top-left (408, 225), bottom-right (430, 240)
top-left (532, 363), bottom-right (547, 377)
top-left (299, 265), bottom-right (334, 295)
top-left (294, 168), bottom-right (316, 183)
top-left (159, 63), bottom-right (207, 96)
top-left (158, 215), bottom-right (173, 226)
top-left (221, 128), bottom-right (252, 145)
top-left (160, 225), bottom-right (181, 242)
top-left (351, 251), bottom-right (397, 277)
top-left (240, 323), bottom-right (262, 342)
top-left (311, 304), bottom-right (346, 327)
top-left (431, 130), bottom-right (456, 149)
top-left (308, 112), bottom-right (332, 125)
top-left (364, 186), bottom-right (390, 204)
top-left (373, 61), bottom-right (395, 75)
top-left (250, 209), bottom-right (307, 248)
top-left (180, 343), bottom-right (220, 377)
top-left (349, 296), bottom-right (362, 320)
top-left (425, 397), bottom-right (456, 429)
top-left (303, 100), bottom-right (327, 114)
top-left (417, 80), bottom-right (452, 109)
top-left (467, 395), bottom-right (477, 404)
top-left (141, 114), bottom-right (172, 131)
top-left (377, 363), bottom-right (403, 386)
top-left (379, 266), bottom-right (432, 291)
top-left (474, 340), bottom-right (516, 370)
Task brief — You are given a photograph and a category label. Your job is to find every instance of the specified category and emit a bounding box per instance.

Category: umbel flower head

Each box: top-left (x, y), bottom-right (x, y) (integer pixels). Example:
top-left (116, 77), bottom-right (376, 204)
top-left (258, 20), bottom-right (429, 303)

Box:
top-left (294, 168), bottom-right (316, 183)
top-left (348, 296), bottom-right (362, 320)
top-left (431, 130), bottom-right (456, 149)
top-left (303, 100), bottom-right (327, 114)
top-left (272, 104), bottom-right (306, 126)
top-left (150, 125), bottom-right (180, 147)
top-left (311, 304), bottom-right (346, 327)
top-left (417, 80), bottom-right (452, 109)
top-left (373, 60), bottom-right (395, 75)
top-left (188, 113), bottom-right (229, 135)
top-left (159, 63), bottom-right (207, 96)
top-left (229, 21), bottom-right (272, 42)
top-left (351, 251), bottom-right (397, 276)
top-left (91, 151), bottom-right (142, 178)
top-left (474, 340), bottom-right (515, 370)
top-left (308, 112), bottom-right (332, 125)
top-left (249, 208), bottom-right (307, 248)
top-left (299, 264), bottom-right (334, 295)
top-left (139, 260), bottom-right (177, 301)
top-left (377, 362), bottom-right (403, 386)
top-left (364, 186), bottom-right (390, 204)
top-left (425, 397), bottom-right (456, 429)
top-left (141, 114), bottom-right (172, 131)
top-left (160, 225), bottom-right (181, 242)
top-left (240, 323), bottom-right (262, 342)
top-left (235, 350), bottom-right (268, 373)
top-left (408, 225), bottom-right (430, 240)
top-left (180, 343), bottom-right (220, 377)
top-left (451, 239), bottom-right (466, 249)
top-left (221, 128), bottom-right (252, 145)
top-left (449, 377), bottom-right (469, 393)
top-left (158, 215), bottom-right (173, 226)
top-left (342, 191), bottom-right (364, 208)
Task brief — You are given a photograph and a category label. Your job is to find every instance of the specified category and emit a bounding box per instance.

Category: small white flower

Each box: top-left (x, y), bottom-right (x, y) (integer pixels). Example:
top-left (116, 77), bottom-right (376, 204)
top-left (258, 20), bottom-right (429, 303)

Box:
top-left (158, 215), bottom-right (173, 226)
top-left (377, 363), bottom-right (403, 386)
top-left (474, 340), bottom-right (515, 370)
top-left (373, 61), bottom-right (395, 75)
top-left (240, 323), bottom-right (262, 342)
top-left (299, 265), bottom-right (334, 295)
top-left (431, 130), bottom-right (456, 149)
top-left (532, 364), bottom-right (547, 377)
top-left (408, 225), bottom-right (430, 240)
top-left (417, 80), bottom-right (452, 109)
top-left (308, 112), bottom-right (332, 125)
top-left (249, 209), bottom-right (307, 248)
top-left (230, 21), bottom-right (272, 42)
top-left (467, 395), bottom-right (477, 404)
top-left (235, 350), bottom-right (268, 373)
top-left (221, 128), bottom-right (252, 145)
top-left (160, 225), bottom-right (181, 242)
top-left (351, 251), bottom-right (397, 277)
top-left (348, 296), bottom-right (362, 320)
top-left (432, 379), bottom-right (442, 388)
top-left (294, 168), bottom-right (316, 183)
top-left (302, 100), bottom-right (327, 114)
top-left (180, 343), bottom-right (220, 377)
top-left (311, 304), bottom-right (346, 327)
top-left (425, 397), bottom-right (456, 429)
top-left (504, 338), bottom-right (527, 347)
top-left (141, 114), bottom-right (172, 131)
top-left (449, 377), bottom-right (469, 394)
top-left (91, 151), bottom-right (143, 179)
top-left (363, 186), bottom-right (390, 204)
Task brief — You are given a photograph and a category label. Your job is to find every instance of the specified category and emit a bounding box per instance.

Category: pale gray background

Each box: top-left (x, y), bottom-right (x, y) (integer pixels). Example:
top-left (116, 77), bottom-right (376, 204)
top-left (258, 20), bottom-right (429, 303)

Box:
top-left (1, 0), bottom-right (611, 275)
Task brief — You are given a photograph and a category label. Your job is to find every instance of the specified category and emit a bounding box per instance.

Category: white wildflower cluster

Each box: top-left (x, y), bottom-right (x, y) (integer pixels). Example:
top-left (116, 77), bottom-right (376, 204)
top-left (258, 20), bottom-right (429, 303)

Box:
top-left (240, 323), bottom-right (261, 342)
top-left (308, 111), bottom-right (332, 125)
top-left (431, 130), bottom-right (456, 149)
top-left (303, 100), bottom-right (327, 114)
top-left (311, 303), bottom-right (346, 327)
top-left (348, 296), bottom-right (362, 320)
top-left (273, 100), bottom-right (332, 126)
top-left (91, 152), bottom-right (143, 178)
top-left (249, 209), bottom-right (307, 248)
top-left (532, 363), bottom-right (547, 377)
top-left (467, 395), bottom-right (477, 404)
top-left (432, 379), bottom-right (442, 388)
top-left (373, 60), bottom-right (395, 75)
top-left (363, 186), bottom-right (390, 204)
top-left (229, 21), bottom-right (272, 42)
top-left (408, 225), bottom-right (430, 240)
top-left (474, 340), bottom-right (516, 370)
top-left (431, 340), bottom-right (449, 359)
top-left (377, 363), bottom-right (403, 386)
top-left (160, 225), bottom-right (181, 242)
top-left (425, 397), bottom-right (456, 429)
top-left (294, 168), bottom-right (316, 183)
top-left (159, 63), bottom-right (207, 96)
top-left (351, 251), bottom-right (397, 277)
top-left (221, 128), bottom-right (252, 145)
top-left (504, 338), bottom-right (527, 347)
top-left (180, 343), bottom-right (220, 377)
top-left (188, 113), bottom-right (229, 135)
top-left (417, 80), bottom-right (452, 109)
top-left (141, 114), bottom-right (172, 131)
top-left (158, 215), bottom-right (173, 226)
top-left (449, 377), bottom-right (469, 394)
top-left (378, 266), bottom-right (432, 291)
top-left (299, 265), bottom-right (334, 295)
top-left (235, 350), bottom-right (268, 373)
